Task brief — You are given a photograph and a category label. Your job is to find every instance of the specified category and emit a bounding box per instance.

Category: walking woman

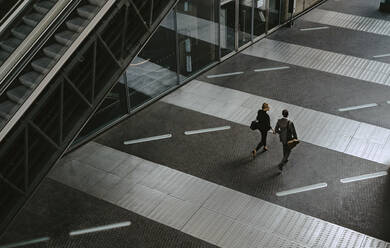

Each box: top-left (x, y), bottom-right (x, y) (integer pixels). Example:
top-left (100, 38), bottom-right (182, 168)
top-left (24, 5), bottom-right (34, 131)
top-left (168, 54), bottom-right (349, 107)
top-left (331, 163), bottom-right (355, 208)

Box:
top-left (252, 103), bottom-right (273, 158)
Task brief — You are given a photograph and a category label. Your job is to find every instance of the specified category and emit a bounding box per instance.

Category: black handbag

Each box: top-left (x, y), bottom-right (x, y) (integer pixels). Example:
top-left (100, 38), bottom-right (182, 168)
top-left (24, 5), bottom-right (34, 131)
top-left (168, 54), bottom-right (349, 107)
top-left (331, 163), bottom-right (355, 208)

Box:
top-left (250, 121), bottom-right (259, 130)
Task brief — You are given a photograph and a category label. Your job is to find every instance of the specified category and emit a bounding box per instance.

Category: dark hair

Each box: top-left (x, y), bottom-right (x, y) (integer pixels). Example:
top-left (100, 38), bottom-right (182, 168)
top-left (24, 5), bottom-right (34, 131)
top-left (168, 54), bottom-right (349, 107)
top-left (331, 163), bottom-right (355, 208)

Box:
top-left (282, 109), bottom-right (289, 117)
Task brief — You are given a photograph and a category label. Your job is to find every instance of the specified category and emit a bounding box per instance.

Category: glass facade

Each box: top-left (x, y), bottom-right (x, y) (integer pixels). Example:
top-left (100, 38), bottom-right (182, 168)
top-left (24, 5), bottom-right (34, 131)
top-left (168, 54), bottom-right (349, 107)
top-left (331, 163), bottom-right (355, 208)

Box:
top-left (76, 0), bottom-right (324, 144)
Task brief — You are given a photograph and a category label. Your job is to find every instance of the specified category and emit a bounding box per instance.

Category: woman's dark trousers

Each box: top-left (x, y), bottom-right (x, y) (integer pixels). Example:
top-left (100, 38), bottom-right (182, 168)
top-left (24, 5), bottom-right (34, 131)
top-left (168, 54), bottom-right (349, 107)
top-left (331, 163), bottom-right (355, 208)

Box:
top-left (256, 131), bottom-right (268, 151)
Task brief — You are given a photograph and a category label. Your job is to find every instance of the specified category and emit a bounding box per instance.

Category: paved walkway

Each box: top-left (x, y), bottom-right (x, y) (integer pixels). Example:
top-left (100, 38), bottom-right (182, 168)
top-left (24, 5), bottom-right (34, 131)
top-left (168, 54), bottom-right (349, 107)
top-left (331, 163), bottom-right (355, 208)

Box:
top-left (49, 142), bottom-right (389, 248)
top-left (162, 80), bottom-right (390, 166)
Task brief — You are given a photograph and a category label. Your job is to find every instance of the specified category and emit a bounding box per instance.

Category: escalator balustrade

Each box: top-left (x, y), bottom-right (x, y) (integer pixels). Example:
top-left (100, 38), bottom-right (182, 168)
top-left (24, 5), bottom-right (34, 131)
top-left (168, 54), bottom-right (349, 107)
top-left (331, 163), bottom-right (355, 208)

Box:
top-left (0, 0), bottom-right (104, 130)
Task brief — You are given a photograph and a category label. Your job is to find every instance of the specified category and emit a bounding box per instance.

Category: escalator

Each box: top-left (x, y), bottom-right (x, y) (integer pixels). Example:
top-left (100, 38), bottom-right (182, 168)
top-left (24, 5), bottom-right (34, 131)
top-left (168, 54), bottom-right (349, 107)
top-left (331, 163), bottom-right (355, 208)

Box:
top-left (0, 0), bottom-right (59, 66)
top-left (0, 0), bottom-right (178, 234)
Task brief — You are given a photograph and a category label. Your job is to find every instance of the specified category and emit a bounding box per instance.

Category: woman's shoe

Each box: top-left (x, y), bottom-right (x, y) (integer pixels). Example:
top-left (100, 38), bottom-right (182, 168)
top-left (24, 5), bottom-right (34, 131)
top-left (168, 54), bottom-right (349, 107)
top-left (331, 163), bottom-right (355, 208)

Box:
top-left (263, 146), bottom-right (268, 151)
top-left (251, 150), bottom-right (256, 158)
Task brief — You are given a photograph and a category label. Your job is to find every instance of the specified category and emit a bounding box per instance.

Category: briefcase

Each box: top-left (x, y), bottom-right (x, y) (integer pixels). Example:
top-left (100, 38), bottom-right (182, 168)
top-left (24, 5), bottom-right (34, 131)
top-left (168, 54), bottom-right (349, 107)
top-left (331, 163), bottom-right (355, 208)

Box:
top-left (287, 139), bottom-right (299, 149)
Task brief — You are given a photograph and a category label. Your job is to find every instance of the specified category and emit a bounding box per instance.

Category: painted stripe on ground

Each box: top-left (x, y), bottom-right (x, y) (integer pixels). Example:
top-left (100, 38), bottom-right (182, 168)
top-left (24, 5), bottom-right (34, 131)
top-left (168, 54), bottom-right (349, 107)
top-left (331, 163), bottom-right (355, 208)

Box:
top-left (387, 101), bottom-right (390, 104)
top-left (184, 126), bottom-right (231, 135)
top-left (124, 134), bottom-right (172, 145)
top-left (0, 237), bottom-right (50, 248)
top-left (69, 222), bottom-right (131, 236)
top-left (162, 80), bottom-right (390, 165)
top-left (373, 53), bottom-right (390, 58)
top-left (276, 183), bottom-right (328, 197)
top-left (340, 171), bottom-right (388, 184)
top-left (302, 9), bottom-right (390, 36)
top-left (254, 66), bottom-right (290, 72)
top-left (300, 26), bottom-right (329, 31)
top-left (338, 103), bottom-right (378, 112)
top-left (50, 142), bottom-right (389, 247)
top-left (206, 72), bottom-right (244, 78)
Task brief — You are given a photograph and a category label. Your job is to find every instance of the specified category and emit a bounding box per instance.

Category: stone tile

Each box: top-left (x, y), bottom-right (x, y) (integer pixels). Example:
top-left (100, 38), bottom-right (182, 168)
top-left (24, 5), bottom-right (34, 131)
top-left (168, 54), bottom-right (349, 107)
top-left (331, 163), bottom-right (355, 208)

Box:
top-left (48, 159), bottom-right (106, 192)
top-left (218, 221), bottom-right (267, 248)
top-left (103, 178), bottom-right (136, 204)
top-left (182, 207), bottom-right (234, 245)
top-left (111, 155), bottom-right (142, 178)
top-left (82, 144), bottom-right (129, 172)
top-left (148, 195), bottom-right (200, 230)
top-left (86, 173), bottom-right (122, 199)
top-left (170, 176), bottom-right (218, 205)
top-left (126, 159), bottom-right (159, 184)
top-left (360, 236), bottom-right (389, 248)
top-left (203, 186), bottom-right (251, 219)
top-left (60, 142), bottom-right (101, 164)
top-left (117, 184), bottom-right (166, 217)
top-left (139, 166), bottom-right (180, 191)
top-left (236, 198), bottom-right (287, 232)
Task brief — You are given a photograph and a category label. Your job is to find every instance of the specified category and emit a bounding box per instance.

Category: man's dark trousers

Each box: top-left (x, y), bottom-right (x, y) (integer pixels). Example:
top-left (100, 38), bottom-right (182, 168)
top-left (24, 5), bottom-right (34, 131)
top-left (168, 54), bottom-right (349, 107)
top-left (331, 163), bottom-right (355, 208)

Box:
top-left (282, 144), bottom-right (291, 163)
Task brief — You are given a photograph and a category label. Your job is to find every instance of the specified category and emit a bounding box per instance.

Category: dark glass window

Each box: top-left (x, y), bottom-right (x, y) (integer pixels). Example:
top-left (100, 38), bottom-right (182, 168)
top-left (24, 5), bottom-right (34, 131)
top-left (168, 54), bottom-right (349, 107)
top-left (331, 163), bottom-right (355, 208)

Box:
top-left (220, 0), bottom-right (236, 57)
top-left (77, 82), bottom-right (128, 140)
top-left (127, 11), bottom-right (178, 110)
top-left (176, 0), bottom-right (219, 79)
top-left (268, 0), bottom-right (281, 29)
top-left (253, 0), bottom-right (267, 37)
top-left (238, 0), bottom-right (253, 47)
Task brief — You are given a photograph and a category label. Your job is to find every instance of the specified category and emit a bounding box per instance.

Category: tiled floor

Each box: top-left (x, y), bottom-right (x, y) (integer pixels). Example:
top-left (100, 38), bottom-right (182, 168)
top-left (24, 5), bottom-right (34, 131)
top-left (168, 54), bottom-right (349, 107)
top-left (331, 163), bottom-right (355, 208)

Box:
top-left (162, 80), bottom-right (390, 165)
top-left (47, 142), bottom-right (389, 248)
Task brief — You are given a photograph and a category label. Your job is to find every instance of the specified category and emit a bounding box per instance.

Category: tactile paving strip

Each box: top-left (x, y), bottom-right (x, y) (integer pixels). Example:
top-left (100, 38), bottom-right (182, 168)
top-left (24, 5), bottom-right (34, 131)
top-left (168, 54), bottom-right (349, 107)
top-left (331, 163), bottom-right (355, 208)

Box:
top-left (303, 9), bottom-right (390, 36)
top-left (243, 39), bottom-right (390, 86)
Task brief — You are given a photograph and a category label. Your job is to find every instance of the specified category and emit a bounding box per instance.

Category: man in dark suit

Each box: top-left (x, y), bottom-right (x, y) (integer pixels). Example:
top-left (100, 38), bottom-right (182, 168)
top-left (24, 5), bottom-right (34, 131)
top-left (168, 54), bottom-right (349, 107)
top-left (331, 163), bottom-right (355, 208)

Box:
top-left (274, 109), bottom-right (297, 171)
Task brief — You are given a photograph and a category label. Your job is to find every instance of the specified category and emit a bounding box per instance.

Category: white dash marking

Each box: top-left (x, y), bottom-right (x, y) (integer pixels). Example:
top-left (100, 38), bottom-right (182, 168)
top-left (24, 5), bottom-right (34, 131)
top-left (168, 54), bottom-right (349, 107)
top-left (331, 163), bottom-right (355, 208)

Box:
top-left (338, 103), bottom-right (377, 112)
top-left (69, 221), bottom-right (131, 236)
top-left (340, 171), bottom-right (388, 184)
top-left (387, 101), bottom-right (390, 104)
top-left (124, 134), bottom-right (172, 145)
top-left (254, 66), bottom-right (290, 72)
top-left (0, 237), bottom-right (50, 248)
top-left (184, 126), bottom-right (231, 135)
top-left (276, 183), bottom-right (327, 197)
top-left (300, 26), bottom-right (329, 31)
top-left (373, 53), bottom-right (390, 58)
top-left (206, 72), bottom-right (244, 78)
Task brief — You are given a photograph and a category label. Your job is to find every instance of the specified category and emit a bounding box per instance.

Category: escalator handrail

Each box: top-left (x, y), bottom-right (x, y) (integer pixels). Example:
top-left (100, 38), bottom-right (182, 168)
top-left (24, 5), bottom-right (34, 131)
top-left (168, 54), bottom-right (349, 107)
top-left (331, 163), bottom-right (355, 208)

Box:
top-left (0, 0), bottom-right (76, 90)
top-left (0, 0), bottom-right (117, 143)
top-left (0, 0), bottom-right (31, 36)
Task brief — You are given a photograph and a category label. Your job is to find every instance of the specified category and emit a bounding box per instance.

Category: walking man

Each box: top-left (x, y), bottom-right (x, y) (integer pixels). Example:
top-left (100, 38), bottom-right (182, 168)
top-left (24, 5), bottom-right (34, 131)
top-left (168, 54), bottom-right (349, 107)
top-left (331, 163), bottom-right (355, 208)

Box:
top-left (252, 103), bottom-right (272, 158)
top-left (274, 109), bottom-right (298, 171)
